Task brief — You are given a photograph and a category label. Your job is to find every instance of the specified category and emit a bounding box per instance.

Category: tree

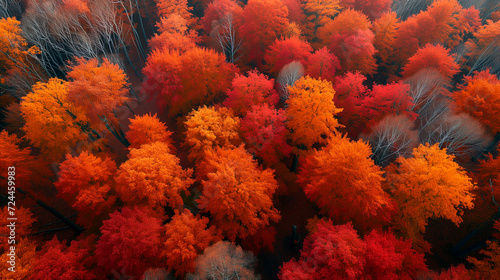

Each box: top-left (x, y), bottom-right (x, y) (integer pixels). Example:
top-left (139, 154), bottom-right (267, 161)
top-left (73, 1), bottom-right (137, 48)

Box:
top-left (362, 229), bottom-right (428, 279)
top-left (187, 241), bottom-right (260, 280)
top-left (66, 57), bottom-right (130, 128)
top-left (285, 76), bottom-right (342, 153)
top-left (403, 68), bottom-right (448, 112)
top-left (394, 0), bottom-right (480, 66)
top-left (0, 17), bottom-right (40, 86)
top-left (401, 44), bottom-right (459, 80)
top-left (362, 115), bottom-right (418, 166)
top-left (359, 81), bottom-right (416, 130)
top-left (184, 106), bottom-right (242, 163)
top-left (202, 0), bottom-right (243, 63)
top-left (431, 264), bottom-right (478, 280)
top-left (240, 104), bottom-right (292, 166)
top-left (142, 47), bottom-right (235, 117)
top-left (223, 70), bottom-right (278, 116)
top-left (318, 9), bottom-right (377, 75)
top-left (418, 112), bottom-right (491, 158)
top-left (163, 209), bottom-right (221, 277)
top-left (278, 220), bottom-right (427, 280)
top-left (476, 149), bottom-right (500, 203)
top-left (305, 47), bottom-right (340, 82)
top-left (212, 12), bottom-right (243, 64)
top-left (0, 130), bottom-right (34, 187)
top-left (298, 135), bottom-right (395, 230)
top-left (0, 238), bottom-right (36, 280)
top-left (155, 0), bottom-right (195, 26)
top-left (264, 37), bottom-right (313, 75)
top-left (149, 13), bottom-right (199, 52)
top-left (277, 61), bottom-right (304, 101)
top-left (31, 235), bottom-right (100, 280)
top-left (331, 71), bottom-right (367, 136)
top-left (282, 0), bottom-right (305, 23)
top-left (0, 206), bottom-right (36, 237)
top-left (301, 0), bottom-right (342, 40)
top-left (196, 146), bottom-right (281, 241)
top-left (384, 144), bottom-right (476, 251)
top-left (468, 241), bottom-right (500, 279)
top-left (372, 12), bottom-right (400, 71)
top-left (451, 69), bottom-right (500, 134)
top-left (20, 78), bottom-right (90, 160)
top-left (96, 207), bottom-right (164, 277)
top-left (237, 0), bottom-right (289, 66)
top-left (465, 19), bottom-right (500, 75)
top-left (340, 0), bottom-right (392, 20)
top-left (125, 113), bottom-right (174, 150)
top-left (54, 151), bottom-right (117, 228)
top-left (115, 142), bottom-right (193, 210)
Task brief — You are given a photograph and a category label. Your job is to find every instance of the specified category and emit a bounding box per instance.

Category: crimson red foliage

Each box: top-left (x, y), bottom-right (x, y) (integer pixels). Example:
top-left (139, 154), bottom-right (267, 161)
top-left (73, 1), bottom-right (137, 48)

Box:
top-left (96, 207), bottom-right (164, 277)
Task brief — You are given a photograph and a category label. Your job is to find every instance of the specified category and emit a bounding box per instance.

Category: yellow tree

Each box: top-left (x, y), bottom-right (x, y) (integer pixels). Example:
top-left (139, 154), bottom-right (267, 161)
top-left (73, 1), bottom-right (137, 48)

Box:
top-left (20, 78), bottom-right (90, 160)
top-left (184, 106), bottom-right (242, 163)
top-left (384, 143), bottom-right (475, 251)
top-left (0, 17), bottom-right (40, 82)
top-left (285, 76), bottom-right (342, 154)
top-left (115, 142), bottom-right (194, 210)
top-left (301, 0), bottom-right (342, 41)
top-left (196, 145), bottom-right (281, 241)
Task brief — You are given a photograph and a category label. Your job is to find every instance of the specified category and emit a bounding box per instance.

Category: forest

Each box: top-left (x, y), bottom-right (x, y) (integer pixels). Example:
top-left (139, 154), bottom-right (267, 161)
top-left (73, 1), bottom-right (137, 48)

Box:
top-left (0, 0), bottom-right (500, 279)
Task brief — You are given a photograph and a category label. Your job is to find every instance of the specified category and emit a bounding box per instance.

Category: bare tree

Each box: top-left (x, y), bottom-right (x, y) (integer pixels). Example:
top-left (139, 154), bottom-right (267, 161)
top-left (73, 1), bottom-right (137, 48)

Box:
top-left (212, 13), bottom-right (243, 64)
top-left (362, 115), bottom-right (419, 166)
top-left (21, 0), bottom-right (142, 78)
top-left (0, 0), bottom-right (21, 18)
top-left (403, 68), bottom-right (448, 113)
top-left (187, 241), bottom-right (261, 280)
top-left (392, 0), bottom-right (430, 21)
top-left (277, 61), bottom-right (304, 102)
top-left (419, 111), bottom-right (492, 157)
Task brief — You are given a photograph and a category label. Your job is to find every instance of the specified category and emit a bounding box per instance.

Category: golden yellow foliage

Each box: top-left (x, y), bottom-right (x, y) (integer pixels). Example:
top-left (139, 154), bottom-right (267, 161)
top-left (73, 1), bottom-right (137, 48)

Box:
top-left (385, 143), bottom-right (475, 248)
top-left (116, 142), bottom-right (194, 210)
top-left (20, 78), bottom-right (89, 160)
top-left (285, 76), bottom-right (342, 154)
top-left (184, 106), bottom-right (242, 163)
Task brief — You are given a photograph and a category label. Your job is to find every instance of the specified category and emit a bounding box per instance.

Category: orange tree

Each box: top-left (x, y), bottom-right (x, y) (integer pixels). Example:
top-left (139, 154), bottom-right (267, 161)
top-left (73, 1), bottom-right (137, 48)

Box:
top-left (298, 135), bottom-right (394, 230)
top-left (384, 143), bottom-right (476, 251)
top-left (196, 145), bottom-right (281, 241)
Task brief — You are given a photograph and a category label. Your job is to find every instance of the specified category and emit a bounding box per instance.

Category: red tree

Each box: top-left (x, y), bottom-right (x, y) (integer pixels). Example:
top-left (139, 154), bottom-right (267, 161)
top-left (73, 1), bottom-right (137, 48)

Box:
top-left (55, 151), bottom-right (117, 228)
top-left (401, 44), bottom-right (459, 80)
top-left (318, 9), bottom-right (377, 75)
top-left (237, 0), bottom-right (289, 66)
top-left (340, 0), bottom-right (392, 20)
top-left (278, 221), bottom-right (427, 280)
top-left (305, 47), bottom-right (341, 81)
top-left (359, 81), bottom-right (416, 130)
top-left (240, 104), bottom-right (292, 166)
top-left (223, 70), bottom-right (279, 116)
top-left (142, 47), bottom-right (235, 117)
top-left (96, 207), bottom-right (164, 277)
top-left (31, 236), bottom-right (100, 280)
top-left (264, 37), bottom-right (313, 75)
